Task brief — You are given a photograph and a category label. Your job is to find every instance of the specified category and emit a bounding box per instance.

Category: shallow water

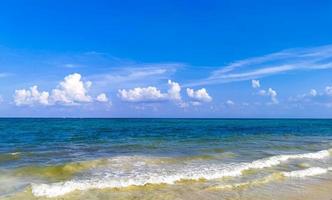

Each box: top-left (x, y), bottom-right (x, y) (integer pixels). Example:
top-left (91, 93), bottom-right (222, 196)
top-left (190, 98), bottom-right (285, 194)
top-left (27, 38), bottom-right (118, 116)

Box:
top-left (1, 118), bottom-right (332, 199)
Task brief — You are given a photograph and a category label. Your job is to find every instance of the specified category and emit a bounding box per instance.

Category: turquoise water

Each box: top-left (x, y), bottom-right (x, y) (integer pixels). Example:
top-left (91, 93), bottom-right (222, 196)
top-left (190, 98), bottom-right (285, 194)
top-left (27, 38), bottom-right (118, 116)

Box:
top-left (1, 119), bottom-right (332, 199)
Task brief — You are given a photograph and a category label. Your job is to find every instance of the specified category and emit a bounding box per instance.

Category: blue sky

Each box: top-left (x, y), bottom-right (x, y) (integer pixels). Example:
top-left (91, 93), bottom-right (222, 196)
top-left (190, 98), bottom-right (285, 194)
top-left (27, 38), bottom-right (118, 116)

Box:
top-left (1, 0), bottom-right (332, 117)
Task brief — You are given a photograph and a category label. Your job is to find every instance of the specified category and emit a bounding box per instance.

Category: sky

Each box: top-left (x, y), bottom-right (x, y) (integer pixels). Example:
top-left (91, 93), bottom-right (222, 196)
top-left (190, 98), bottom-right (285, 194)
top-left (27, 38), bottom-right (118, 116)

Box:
top-left (1, 0), bottom-right (332, 118)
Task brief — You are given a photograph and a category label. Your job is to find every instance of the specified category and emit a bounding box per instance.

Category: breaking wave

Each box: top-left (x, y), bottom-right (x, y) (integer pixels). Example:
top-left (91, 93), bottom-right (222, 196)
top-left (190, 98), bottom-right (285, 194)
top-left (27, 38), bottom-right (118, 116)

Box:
top-left (31, 148), bottom-right (331, 197)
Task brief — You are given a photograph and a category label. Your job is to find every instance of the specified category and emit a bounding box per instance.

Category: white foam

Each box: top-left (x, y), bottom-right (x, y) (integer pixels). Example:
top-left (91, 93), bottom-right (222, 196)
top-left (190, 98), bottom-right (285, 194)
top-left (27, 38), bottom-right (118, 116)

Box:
top-left (283, 167), bottom-right (331, 178)
top-left (31, 149), bottom-right (331, 197)
top-left (248, 149), bottom-right (330, 169)
top-left (210, 167), bottom-right (332, 191)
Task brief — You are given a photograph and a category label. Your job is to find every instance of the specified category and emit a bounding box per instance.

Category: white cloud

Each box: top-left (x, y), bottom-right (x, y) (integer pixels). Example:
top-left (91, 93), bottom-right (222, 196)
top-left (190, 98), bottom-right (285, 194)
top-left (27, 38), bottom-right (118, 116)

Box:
top-left (325, 86), bottom-right (332, 96)
top-left (309, 89), bottom-right (317, 97)
top-left (289, 89), bottom-right (319, 103)
top-left (118, 87), bottom-right (167, 102)
top-left (258, 89), bottom-right (266, 96)
top-left (267, 88), bottom-right (278, 104)
top-left (186, 45), bottom-right (332, 87)
top-left (51, 73), bottom-right (92, 105)
top-left (178, 101), bottom-right (189, 108)
top-left (118, 80), bottom-right (183, 104)
top-left (186, 88), bottom-right (212, 103)
top-left (289, 88), bottom-right (332, 107)
top-left (167, 80), bottom-right (181, 101)
top-left (63, 64), bottom-right (80, 68)
top-left (14, 86), bottom-right (50, 106)
top-left (226, 100), bottom-right (235, 106)
top-left (89, 64), bottom-right (182, 89)
top-left (251, 79), bottom-right (260, 88)
top-left (14, 73), bottom-right (108, 106)
top-left (258, 88), bottom-right (278, 104)
top-left (96, 93), bottom-right (109, 102)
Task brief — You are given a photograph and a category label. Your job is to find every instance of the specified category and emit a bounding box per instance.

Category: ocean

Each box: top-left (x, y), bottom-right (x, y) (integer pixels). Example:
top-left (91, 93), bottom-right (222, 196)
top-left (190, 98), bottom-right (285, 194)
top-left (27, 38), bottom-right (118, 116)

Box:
top-left (1, 118), bottom-right (332, 199)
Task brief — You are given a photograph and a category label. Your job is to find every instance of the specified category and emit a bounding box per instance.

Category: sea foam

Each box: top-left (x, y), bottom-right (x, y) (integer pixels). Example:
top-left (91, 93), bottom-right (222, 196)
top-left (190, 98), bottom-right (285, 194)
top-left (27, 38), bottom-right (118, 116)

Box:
top-left (31, 149), bottom-right (331, 197)
top-left (210, 167), bottom-right (332, 190)
top-left (282, 167), bottom-right (332, 178)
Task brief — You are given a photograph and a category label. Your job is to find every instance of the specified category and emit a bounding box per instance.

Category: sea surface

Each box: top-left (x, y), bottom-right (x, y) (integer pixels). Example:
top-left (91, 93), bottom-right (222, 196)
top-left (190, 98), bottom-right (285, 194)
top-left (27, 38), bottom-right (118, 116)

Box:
top-left (1, 118), bottom-right (332, 199)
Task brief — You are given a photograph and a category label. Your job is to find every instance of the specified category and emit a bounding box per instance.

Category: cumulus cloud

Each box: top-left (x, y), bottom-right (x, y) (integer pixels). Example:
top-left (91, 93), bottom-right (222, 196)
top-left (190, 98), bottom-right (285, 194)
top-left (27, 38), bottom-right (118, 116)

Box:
top-left (51, 73), bottom-right (92, 105)
top-left (186, 88), bottom-right (212, 105)
top-left (118, 80), bottom-right (182, 104)
top-left (258, 88), bottom-right (278, 104)
top-left (167, 80), bottom-right (181, 101)
top-left (118, 87), bottom-right (167, 102)
top-left (267, 88), bottom-right (278, 104)
top-left (14, 86), bottom-right (50, 106)
top-left (96, 93), bottom-right (109, 102)
top-left (252, 80), bottom-right (278, 104)
top-left (14, 73), bottom-right (108, 106)
top-left (251, 79), bottom-right (260, 88)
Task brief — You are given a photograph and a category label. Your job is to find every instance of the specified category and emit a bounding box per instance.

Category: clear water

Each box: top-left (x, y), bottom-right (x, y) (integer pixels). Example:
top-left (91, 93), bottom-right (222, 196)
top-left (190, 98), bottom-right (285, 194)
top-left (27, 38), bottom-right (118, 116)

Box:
top-left (1, 119), bottom-right (332, 199)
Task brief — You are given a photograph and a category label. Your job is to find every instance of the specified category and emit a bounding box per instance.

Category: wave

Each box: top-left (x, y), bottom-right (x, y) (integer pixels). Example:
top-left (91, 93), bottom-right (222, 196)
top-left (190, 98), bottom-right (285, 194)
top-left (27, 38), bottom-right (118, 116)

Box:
top-left (209, 173), bottom-right (284, 190)
top-left (31, 148), bottom-right (331, 198)
top-left (210, 167), bottom-right (332, 190)
top-left (282, 167), bottom-right (332, 178)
